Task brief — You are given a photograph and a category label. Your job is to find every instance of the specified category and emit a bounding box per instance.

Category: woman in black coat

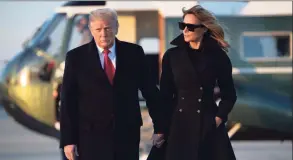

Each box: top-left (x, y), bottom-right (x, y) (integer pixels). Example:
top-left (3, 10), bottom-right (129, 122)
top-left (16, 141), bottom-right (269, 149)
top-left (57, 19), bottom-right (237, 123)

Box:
top-left (152, 5), bottom-right (237, 160)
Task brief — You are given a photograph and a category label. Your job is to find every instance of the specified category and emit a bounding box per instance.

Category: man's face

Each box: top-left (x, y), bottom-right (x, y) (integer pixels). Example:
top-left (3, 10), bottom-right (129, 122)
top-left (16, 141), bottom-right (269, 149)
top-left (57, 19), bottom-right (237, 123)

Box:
top-left (89, 19), bottom-right (117, 49)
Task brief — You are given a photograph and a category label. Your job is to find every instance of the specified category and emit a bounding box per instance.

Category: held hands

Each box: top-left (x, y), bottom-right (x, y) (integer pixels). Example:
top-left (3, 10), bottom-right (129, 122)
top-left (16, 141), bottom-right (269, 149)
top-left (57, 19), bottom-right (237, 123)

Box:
top-left (152, 133), bottom-right (165, 148)
top-left (54, 121), bottom-right (60, 131)
top-left (64, 145), bottom-right (79, 160)
top-left (215, 116), bottom-right (222, 127)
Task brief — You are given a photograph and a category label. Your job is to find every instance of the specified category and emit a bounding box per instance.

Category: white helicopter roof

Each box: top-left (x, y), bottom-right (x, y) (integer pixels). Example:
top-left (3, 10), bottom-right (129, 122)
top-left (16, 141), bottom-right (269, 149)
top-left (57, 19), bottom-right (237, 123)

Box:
top-left (240, 1), bottom-right (292, 16)
top-left (56, 1), bottom-right (292, 18)
top-left (55, 1), bottom-right (198, 17)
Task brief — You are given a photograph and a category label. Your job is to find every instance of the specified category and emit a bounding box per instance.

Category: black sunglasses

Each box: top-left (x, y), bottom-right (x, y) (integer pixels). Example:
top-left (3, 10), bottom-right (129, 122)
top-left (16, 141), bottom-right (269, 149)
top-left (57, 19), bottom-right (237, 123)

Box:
top-left (178, 22), bottom-right (204, 32)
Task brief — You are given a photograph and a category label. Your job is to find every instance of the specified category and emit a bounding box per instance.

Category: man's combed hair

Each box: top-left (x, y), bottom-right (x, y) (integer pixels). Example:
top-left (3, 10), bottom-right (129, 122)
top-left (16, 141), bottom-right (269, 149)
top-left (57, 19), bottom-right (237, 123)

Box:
top-left (89, 8), bottom-right (119, 30)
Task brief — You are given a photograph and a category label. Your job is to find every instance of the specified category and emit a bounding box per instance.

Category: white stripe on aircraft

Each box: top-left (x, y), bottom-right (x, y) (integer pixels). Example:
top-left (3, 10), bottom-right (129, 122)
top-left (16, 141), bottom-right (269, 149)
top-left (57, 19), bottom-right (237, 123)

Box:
top-left (232, 67), bottom-right (292, 74)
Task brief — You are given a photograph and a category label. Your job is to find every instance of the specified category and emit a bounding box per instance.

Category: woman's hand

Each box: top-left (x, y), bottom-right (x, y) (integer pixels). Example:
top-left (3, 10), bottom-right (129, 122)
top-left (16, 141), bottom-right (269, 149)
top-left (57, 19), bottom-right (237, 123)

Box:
top-left (215, 116), bottom-right (222, 127)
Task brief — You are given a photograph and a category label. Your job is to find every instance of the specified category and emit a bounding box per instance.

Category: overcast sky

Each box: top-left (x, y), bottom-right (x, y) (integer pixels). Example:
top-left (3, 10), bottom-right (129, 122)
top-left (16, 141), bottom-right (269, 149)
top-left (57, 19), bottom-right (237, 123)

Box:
top-left (0, 1), bottom-right (246, 62)
top-left (0, 1), bottom-right (65, 61)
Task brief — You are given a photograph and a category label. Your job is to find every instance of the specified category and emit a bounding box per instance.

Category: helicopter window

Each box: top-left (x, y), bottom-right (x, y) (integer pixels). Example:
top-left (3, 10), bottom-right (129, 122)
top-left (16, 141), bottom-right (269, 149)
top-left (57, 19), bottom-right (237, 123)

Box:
top-left (38, 14), bottom-right (68, 56)
top-left (241, 32), bottom-right (292, 60)
top-left (68, 15), bottom-right (92, 51)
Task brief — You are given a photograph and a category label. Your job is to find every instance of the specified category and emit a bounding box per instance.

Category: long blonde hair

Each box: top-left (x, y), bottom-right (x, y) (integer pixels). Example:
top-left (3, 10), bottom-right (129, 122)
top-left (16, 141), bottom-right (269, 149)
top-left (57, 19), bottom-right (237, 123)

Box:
top-left (182, 5), bottom-right (230, 52)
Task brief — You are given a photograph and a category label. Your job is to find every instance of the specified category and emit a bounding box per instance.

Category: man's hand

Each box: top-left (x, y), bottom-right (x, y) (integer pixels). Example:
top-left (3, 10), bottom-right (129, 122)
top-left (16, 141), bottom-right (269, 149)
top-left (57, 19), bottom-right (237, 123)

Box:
top-left (64, 145), bottom-right (78, 160)
top-left (54, 121), bottom-right (60, 131)
top-left (152, 133), bottom-right (165, 148)
top-left (215, 116), bottom-right (222, 127)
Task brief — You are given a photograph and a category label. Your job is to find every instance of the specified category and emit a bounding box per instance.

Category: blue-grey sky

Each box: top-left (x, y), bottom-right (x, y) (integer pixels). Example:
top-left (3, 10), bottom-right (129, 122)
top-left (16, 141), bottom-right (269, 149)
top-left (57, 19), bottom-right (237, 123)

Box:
top-left (0, 1), bottom-right (65, 60)
top-left (200, 1), bottom-right (247, 15)
top-left (0, 1), bottom-right (246, 61)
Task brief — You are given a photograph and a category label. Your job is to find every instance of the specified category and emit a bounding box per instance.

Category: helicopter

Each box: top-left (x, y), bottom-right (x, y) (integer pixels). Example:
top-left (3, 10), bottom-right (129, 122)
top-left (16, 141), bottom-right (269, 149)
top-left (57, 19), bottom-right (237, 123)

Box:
top-left (0, 1), bottom-right (292, 140)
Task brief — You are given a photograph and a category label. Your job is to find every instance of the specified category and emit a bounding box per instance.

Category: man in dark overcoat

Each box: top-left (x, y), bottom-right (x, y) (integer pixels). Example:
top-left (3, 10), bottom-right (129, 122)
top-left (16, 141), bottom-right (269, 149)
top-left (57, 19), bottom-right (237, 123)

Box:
top-left (60, 8), bottom-right (163, 160)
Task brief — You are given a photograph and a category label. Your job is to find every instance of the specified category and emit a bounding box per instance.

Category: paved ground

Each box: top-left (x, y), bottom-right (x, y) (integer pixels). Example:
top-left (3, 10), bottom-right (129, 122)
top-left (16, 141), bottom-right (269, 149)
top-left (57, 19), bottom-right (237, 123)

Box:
top-left (0, 107), bottom-right (292, 160)
top-left (0, 107), bottom-right (60, 160)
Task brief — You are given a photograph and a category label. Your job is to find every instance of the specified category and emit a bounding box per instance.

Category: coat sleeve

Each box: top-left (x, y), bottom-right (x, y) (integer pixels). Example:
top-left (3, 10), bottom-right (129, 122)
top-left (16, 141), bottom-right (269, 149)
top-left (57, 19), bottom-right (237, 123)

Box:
top-left (136, 46), bottom-right (162, 133)
top-left (216, 51), bottom-right (237, 122)
top-left (159, 50), bottom-right (177, 135)
top-left (60, 52), bottom-right (79, 148)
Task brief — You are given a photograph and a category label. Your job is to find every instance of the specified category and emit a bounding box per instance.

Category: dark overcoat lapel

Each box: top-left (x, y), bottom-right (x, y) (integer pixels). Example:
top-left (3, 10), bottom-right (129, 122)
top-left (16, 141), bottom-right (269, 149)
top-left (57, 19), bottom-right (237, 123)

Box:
top-left (85, 38), bottom-right (125, 87)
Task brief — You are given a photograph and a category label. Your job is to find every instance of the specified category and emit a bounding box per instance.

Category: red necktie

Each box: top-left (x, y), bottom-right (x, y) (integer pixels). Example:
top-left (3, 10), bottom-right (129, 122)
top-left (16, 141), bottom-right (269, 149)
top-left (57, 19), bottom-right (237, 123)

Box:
top-left (103, 49), bottom-right (115, 85)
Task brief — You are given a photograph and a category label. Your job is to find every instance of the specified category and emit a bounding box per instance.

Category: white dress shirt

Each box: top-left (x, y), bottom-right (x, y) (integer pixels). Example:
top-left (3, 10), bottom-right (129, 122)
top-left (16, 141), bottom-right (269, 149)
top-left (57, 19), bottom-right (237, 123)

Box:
top-left (96, 41), bottom-right (116, 69)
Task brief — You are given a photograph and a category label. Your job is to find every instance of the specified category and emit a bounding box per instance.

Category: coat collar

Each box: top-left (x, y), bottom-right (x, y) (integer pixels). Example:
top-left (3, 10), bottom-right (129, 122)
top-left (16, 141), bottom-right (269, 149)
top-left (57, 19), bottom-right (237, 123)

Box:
top-left (96, 40), bottom-right (116, 58)
top-left (170, 33), bottom-right (223, 53)
top-left (169, 33), bottom-right (223, 87)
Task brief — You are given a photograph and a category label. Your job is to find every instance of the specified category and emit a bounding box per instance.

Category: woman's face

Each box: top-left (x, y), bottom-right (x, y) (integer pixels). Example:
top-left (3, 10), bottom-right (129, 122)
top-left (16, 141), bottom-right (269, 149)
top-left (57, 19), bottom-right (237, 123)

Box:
top-left (182, 14), bottom-right (206, 43)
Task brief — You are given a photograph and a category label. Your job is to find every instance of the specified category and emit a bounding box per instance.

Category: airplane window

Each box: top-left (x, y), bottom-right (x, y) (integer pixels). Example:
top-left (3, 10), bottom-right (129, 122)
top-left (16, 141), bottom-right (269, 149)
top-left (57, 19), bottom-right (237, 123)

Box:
top-left (242, 32), bottom-right (291, 59)
top-left (68, 15), bottom-right (92, 51)
top-left (38, 14), bottom-right (68, 56)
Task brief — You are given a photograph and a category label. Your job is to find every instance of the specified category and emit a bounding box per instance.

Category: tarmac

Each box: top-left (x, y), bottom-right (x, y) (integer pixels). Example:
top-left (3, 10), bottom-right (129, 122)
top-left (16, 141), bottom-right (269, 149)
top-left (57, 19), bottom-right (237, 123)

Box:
top-left (0, 107), bottom-right (291, 160)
